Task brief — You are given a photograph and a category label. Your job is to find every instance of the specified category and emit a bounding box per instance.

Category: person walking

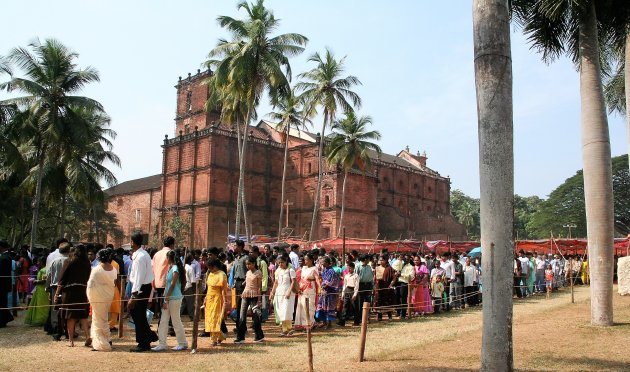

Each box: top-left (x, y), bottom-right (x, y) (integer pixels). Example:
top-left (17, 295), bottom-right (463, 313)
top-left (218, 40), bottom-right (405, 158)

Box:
top-left (270, 255), bottom-right (296, 335)
top-left (235, 256), bottom-right (264, 343)
top-left (55, 245), bottom-right (91, 347)
top-left (153, 250), bottom-right (188, 351)
top-left (204, 259), bottom-right (229, 346)
top-left (87, 248), bottom-right (117, 351)
top-left (127, 232), bottom-right (158, 352)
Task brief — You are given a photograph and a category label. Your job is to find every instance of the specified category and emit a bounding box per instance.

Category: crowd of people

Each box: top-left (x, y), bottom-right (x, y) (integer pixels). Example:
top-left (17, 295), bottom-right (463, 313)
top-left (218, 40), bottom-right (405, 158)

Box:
top-left (0, 235), bottom-right (593, 353)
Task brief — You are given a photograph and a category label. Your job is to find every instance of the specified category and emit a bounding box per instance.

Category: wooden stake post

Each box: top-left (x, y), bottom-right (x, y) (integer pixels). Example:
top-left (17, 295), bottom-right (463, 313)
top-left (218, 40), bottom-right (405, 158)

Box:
top-left (191, 281), bottom-right (201, 353)
top-left (358, 302), bottom-right (370, 362)
top-left (118, 277), bottom-right (126, 338)
top-left (305, 297), bottom-right (314, 372)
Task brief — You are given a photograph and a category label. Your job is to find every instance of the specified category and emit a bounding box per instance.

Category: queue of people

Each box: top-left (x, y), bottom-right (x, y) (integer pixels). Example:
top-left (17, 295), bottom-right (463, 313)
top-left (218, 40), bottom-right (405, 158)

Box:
top-left (0, 235), bottom-right (592, 353)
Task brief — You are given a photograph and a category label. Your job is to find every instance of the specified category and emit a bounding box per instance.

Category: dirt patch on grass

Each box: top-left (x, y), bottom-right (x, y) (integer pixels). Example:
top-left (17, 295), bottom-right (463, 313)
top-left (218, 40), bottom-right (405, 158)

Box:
top-left (0, 286), bottom-right (627, 371)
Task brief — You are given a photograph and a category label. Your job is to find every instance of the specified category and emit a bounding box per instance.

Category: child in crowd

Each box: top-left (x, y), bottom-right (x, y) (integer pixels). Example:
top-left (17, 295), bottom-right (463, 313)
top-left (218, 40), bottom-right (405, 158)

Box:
top-left (544, 264), bottom-right (554, 299)
top-left (431, 275), bottom-right (445, 313)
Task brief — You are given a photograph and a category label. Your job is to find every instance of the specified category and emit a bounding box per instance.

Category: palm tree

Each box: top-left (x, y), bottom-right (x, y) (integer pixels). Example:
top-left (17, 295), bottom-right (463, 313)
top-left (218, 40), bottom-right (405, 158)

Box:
top-left (58, 106), bottom-right (119, 236)
top-left (325, 112), bottom-right (381, 237)
top-left (473, 0), bottom-right (514, 370)
top-left (267, 87), bottom-right (310, 238)
top-left (297, 49), bottom-right (362, 241)
top-left (0, 39), bottom-right (103, 248)
top-left (0, 55), bottom-right (15, 126)
top-left (456, 202), bottom-right (475, 236)
top-left (206, 0), bottom-right (307, 240)
top-left (512, 0), bottom-right (630, 327)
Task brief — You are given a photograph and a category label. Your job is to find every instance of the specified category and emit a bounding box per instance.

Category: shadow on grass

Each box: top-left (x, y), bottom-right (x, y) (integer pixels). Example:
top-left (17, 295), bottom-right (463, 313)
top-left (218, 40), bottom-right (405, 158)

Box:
top-left (541, 356), bottom-right (630, 371)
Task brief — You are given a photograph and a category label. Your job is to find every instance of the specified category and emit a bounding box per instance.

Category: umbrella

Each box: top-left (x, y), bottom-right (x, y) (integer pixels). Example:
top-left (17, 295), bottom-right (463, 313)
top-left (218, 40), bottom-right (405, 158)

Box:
top-left (467, 247), bottom-right (482, 258)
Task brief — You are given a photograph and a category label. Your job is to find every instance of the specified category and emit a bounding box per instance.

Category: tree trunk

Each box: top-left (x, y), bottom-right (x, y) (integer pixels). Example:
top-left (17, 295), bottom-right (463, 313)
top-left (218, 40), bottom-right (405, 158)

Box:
top-left (278, 123), bottom-right (290, 239)
top-left (308, 113), bottom-right (328, 242)
top-left (236, 107), bottom-right (252, 243)
top-left (579, 2), bottom-right (615, 326)
top-left (234, 118), bottom-right (243, 238)
top-left (625, 31), bottom-right (630, 175)
top-left (59, 191), bottom-right (66, 238)
top-left (338, 169), bottom-right (348, 237)
top-left (94, 206), bottom-right (100, 244)
top-left (29, 147), bottom-right (47, 250)
top-left (473, 1), bottom-right (514, 371)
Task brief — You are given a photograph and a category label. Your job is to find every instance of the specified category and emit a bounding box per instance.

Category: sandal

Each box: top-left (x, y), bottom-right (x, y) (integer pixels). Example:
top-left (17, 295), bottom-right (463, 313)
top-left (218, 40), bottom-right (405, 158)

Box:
top-left (84, 338), bottom-right (92, 347)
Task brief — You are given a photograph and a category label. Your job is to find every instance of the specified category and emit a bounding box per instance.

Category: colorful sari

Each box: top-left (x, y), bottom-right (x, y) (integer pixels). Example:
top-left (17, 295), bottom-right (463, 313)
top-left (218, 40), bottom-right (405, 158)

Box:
top-left (315, 267), bottom-right (339, 322)
top-left (295, 266), bottom-right (318, 329)
top-left (205, 271), bottom-right (227, 343)
top-left (412, 264), bottom-right (433, 313)
top-left (24, 268), bottom-right (49, 326)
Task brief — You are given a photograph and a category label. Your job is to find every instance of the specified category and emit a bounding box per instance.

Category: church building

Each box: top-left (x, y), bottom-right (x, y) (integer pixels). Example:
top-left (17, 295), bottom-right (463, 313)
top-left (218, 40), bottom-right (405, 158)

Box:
top-left (105, 69), bottom-right (466, 248)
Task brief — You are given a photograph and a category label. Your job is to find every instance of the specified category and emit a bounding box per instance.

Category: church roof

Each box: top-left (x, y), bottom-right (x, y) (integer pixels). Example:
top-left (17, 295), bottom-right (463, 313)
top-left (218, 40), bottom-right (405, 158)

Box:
top-left (104, 174), bottom-right (161, 196)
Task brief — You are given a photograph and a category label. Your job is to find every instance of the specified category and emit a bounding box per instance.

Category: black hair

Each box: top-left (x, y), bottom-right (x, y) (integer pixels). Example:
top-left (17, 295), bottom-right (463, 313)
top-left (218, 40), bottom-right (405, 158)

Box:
top-left (163, 236), bottom-right (175, 248)
top-left (290, 244), bottom-right (299, 251)
top-left (251, 246), bottom-right (260, 254)
top-left (167, 250), bottom-right (186, 288)
top-left (208, 258), bottom-right (222, 270)
top-left (347, 261), bottom-right (355, 268)
top-left (0, 240), bottom-right (9, 250)
top-left (97, 248), bottom-right (115, 263)
top-left (235, 239), bottom-right (245, 248)
top-left (55, 237), bottom-right (68, 249)
top-left (185, 253), bottom-right (193, 265)
top-left (131, 232), bottom-right (144, 247)
top-left (246, 255), bottom-right (257, 265)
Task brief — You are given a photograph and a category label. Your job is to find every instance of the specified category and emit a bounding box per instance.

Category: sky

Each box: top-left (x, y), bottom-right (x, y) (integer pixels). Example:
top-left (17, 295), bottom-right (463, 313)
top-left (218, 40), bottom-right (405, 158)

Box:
top-left (1, 0), bottom-right (626, 199)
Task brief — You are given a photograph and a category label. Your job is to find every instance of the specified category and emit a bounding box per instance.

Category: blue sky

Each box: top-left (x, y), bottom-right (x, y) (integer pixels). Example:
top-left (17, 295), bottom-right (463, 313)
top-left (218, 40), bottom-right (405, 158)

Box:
top-left (1, 0), bottom-right (626, 198)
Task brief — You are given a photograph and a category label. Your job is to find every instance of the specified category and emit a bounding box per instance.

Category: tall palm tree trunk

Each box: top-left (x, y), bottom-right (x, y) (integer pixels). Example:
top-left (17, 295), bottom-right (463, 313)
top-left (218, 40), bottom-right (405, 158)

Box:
top-left (309, 113), bottom-right (328, 242)
top-left (94, 206), bottom-right (100, 243)
top-left (579, 2), bottom-right (615, 326)
top-left (473, 1), bottom-right (514, 371)
top-left (338, 169), bottom-right (348, 237)
top-left (236, 107), bottom-right (252, 242)
top-left (29, 148), bottom-right (46, 249)
top-left (625, 30), bottom-right (630, 174)
top-left (235, 118), bottom-right (243, 238)
top-left (278, 124), bottom-right (290, 240)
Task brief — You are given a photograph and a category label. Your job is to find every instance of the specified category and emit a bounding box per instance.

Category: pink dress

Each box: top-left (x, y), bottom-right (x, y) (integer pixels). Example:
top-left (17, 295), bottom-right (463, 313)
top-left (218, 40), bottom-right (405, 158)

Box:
top-left (412, 265), bottom-right (433, 314)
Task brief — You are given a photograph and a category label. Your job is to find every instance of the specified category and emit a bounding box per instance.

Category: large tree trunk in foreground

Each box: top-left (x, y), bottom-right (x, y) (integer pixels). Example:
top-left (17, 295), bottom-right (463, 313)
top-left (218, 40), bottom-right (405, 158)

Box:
top-left (579, 2), bottom-right (615, 326)
top-left (308, 113), bottom-right (328, 242)
top-left (473, 1), bottom-right (514, 371)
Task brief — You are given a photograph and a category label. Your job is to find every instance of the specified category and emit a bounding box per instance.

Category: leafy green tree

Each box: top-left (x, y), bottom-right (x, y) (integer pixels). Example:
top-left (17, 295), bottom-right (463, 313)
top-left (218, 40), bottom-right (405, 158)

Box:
top-left (325, 111), bottom-right (381, 236)
top-left (0, 39), bottom-right (104, 248)
top-left (514, 195), bottom-right (543, 239)
top-left (297, 49), bottom-right (362, 241)
top-left (206, 0), bottom-right (307, 240)
top-left (528, 155), bottom-right (630, 238)
top-left (450, 190), bottom-right (480, 240)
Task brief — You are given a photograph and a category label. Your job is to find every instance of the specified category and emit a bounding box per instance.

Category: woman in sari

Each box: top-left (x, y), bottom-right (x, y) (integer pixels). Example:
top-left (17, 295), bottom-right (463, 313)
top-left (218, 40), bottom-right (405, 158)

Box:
top-left (270, 255), bottom-right (296, 336)
top-left (16, 250), bottom-right (30, 304)
top-left (27, 257), bottom-right (40, 304)
top-left (108, 259), bottom-right (121, 331)
top-left (24, 259), bottom-right (49, 326)
top-left (374, 255), bottom-right (397, 321)
top-left (204, 259), bottom-right (229, 346)
top-left (316, 256), bottom-right (340, 328)
top-left (55, 245), bottom-right (91, 347)
top-left (87, 248), bottom-right (117, 351)
top-left (412, 257), bottom-right (433, 315)
top-left (295, 253), bottom-right (319, 331)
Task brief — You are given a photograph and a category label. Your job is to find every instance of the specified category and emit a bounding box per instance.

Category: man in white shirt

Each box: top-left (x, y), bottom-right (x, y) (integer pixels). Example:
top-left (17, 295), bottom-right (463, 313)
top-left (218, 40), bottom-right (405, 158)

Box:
top-left (338, 262), bottom-right (360, 326)
top-left (517, 250), bottom-right (530, 297)
top-left (45, 237), bottom-right (68, 272)
top-left (127, 232), bottom-right (157, 352)
top-left (289, 244), bottom-right (300, 270)
top-left (440, 253), bottom-right (454, 311)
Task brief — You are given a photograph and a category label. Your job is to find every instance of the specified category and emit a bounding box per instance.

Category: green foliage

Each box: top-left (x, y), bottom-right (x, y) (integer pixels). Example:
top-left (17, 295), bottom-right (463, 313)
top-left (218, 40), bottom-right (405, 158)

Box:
top-left (450, 190), bottom-right (481, 240)
top-left (164, 215), bottom-right (190, 249)
top-left (326, 112), bottom-right (382, 172)
top-left (527, 155), bottom-right (630, 238)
